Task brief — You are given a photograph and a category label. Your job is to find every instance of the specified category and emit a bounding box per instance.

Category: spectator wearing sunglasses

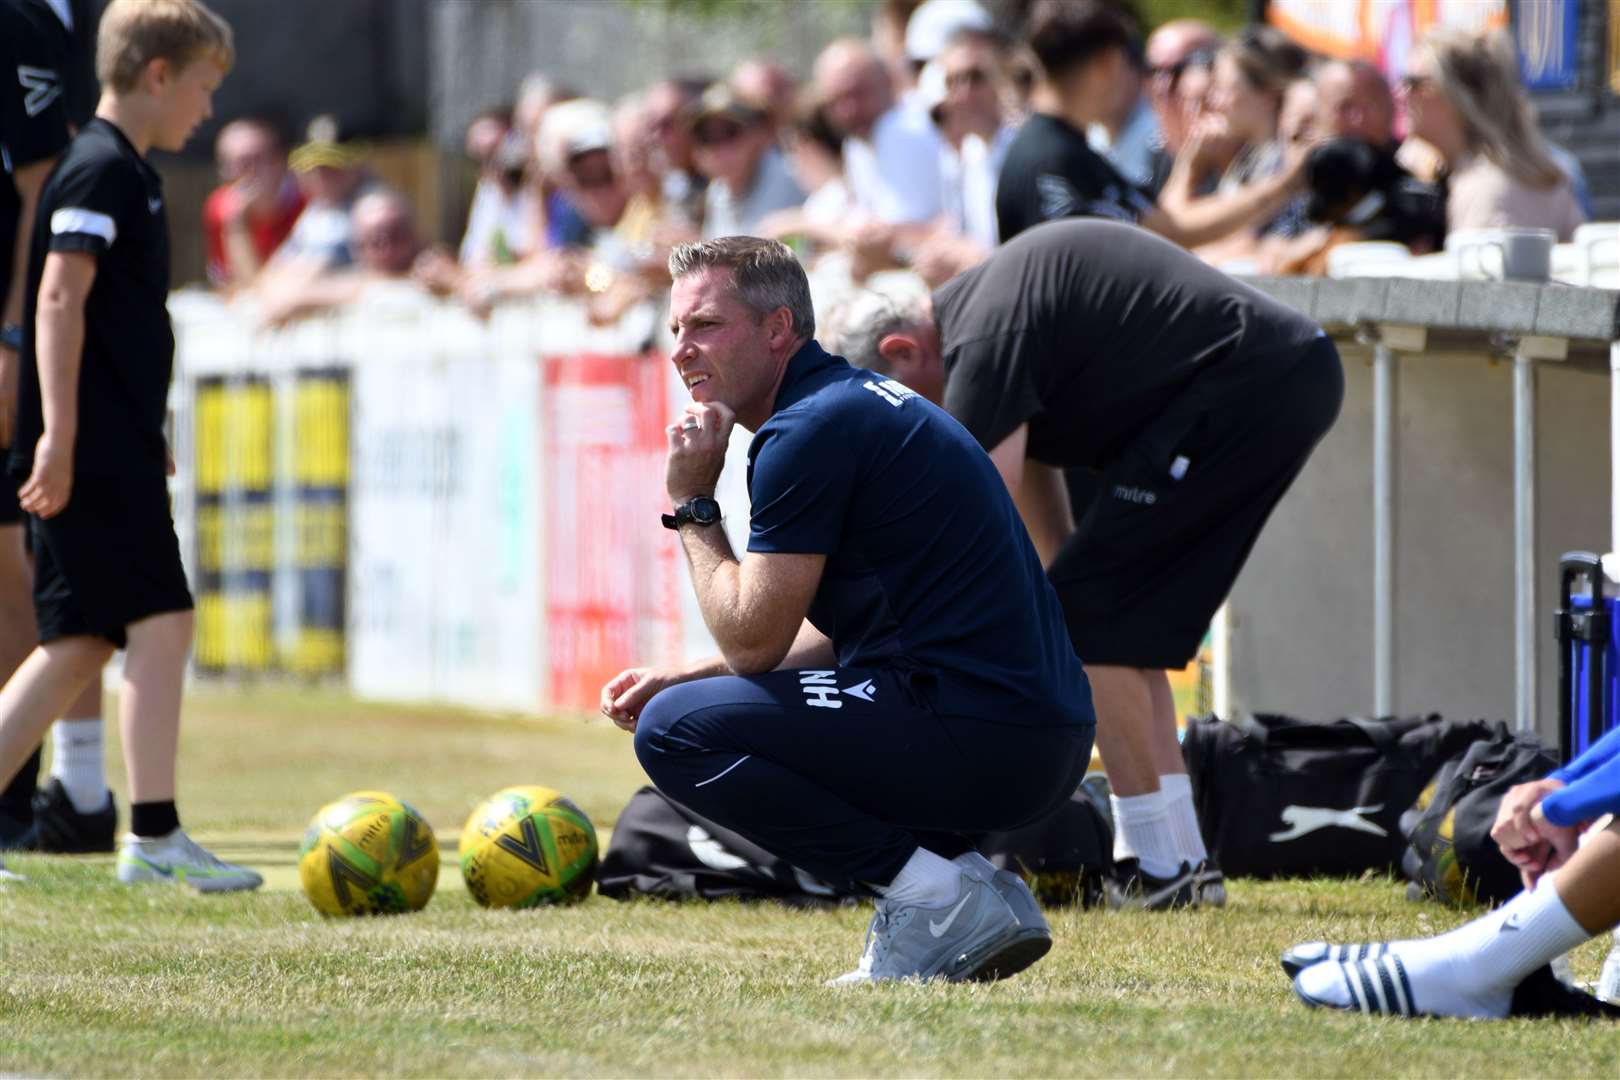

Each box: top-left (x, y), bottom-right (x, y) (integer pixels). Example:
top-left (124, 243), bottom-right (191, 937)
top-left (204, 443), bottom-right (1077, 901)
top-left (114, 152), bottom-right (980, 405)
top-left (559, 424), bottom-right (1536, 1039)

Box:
top-left (692, 84), bottom-right (804, 241)
top-left (1140, 19), bottom-right (1218, 197)
top-left (1399, 27), bottom-right (1584, 242)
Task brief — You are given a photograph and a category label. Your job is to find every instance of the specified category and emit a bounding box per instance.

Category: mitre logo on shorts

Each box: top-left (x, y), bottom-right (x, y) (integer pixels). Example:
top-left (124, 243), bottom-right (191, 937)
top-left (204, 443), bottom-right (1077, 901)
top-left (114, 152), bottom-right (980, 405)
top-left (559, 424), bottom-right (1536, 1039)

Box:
top-left (862, 379), bottom-right (917, 408)
top-left (1112, 484), bottom-right (1157, 505)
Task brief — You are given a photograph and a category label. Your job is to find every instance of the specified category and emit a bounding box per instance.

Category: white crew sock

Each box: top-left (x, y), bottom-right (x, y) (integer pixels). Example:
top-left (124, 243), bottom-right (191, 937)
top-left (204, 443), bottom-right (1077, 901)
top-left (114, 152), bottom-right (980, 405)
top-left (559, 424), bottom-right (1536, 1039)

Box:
top-left (876, 847), bottom-right (962, 908)
top-left (50, 718), bottom-right (109, 813)
top-left (1158, 773), bottom-right (1208, 864)
top-left (1297, 878), bottom-right (1592, 1018)
top-left (952, 850), bottom-right (1000, 882)
top-left (1110, 789), bottom-right (1181, 878)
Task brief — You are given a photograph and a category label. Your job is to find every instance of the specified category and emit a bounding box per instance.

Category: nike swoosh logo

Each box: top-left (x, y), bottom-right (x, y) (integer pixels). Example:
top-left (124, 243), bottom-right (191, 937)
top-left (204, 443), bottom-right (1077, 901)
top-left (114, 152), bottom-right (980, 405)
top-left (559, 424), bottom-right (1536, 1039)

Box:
top-left (929, 892), bottom-right (973, 937)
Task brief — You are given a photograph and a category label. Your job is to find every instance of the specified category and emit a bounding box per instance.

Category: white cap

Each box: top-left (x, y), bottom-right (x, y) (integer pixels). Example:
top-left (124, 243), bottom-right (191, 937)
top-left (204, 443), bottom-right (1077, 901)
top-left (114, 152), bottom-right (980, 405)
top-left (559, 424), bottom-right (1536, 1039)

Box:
top-left (904, 0), bottom-right (994, 62)
top-left (536, 99), bottom-right (614, 174)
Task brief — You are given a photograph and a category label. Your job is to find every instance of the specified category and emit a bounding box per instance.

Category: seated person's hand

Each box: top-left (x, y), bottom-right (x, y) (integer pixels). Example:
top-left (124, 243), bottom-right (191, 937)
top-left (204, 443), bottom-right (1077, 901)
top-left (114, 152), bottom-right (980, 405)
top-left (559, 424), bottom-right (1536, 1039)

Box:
top-left (1490, 778), bottom-right (1578, 889)
top-left (1182, 113), bottom-right (1239, 173)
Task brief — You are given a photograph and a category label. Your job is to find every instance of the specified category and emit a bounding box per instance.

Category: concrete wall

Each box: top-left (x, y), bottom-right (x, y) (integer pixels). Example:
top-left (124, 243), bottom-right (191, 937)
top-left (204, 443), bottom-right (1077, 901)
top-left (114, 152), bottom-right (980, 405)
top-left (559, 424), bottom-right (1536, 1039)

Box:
top-left (428, 0), bottom-right (874, 148)
top-left (1227, 343), bottom-right (1611, 740)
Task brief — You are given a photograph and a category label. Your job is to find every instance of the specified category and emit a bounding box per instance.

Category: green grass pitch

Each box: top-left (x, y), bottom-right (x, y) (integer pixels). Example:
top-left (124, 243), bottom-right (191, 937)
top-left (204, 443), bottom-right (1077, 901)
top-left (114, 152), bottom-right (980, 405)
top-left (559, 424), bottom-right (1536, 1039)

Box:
top-left (2, 688), bottom-right (1616, 1077)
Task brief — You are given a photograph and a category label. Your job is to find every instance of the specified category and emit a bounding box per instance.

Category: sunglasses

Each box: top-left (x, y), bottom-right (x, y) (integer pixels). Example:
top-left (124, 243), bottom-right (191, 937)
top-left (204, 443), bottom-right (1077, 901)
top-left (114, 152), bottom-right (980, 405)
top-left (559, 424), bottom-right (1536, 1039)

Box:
top-left (693, 120), bottom-right (748, 147)
top-left (1398, 72), bottom-right (1435, 93)
top-left (1151, 47), bottom-right (1215, 87)
top-left (358, 220), bottom-right (411, 248)
top-left (945, 67), bottom-right (990, 90)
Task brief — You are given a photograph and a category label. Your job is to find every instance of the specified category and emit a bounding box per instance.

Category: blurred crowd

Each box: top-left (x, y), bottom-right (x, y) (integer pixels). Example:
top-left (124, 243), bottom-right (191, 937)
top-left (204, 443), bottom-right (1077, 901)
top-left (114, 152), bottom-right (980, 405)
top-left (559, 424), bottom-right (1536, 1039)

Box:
top-left (201, 0), bottom-right (1594, 324)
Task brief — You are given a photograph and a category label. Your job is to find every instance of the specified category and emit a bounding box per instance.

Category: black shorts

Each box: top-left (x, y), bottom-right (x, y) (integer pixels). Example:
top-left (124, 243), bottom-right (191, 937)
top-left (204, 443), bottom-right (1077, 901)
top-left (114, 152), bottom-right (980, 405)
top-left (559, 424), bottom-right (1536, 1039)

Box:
top-left (0, 447), bottom-right (21, 527)
top-left (30, 471), bottom-right (193, 648)
top-left (1049, 335), bottom-right (1343, 669)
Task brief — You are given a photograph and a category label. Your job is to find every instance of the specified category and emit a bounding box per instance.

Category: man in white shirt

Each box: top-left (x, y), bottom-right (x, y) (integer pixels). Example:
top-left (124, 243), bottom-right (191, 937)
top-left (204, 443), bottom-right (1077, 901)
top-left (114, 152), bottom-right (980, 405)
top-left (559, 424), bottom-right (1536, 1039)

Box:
top-left (814, 37), bottom-right (944, 225)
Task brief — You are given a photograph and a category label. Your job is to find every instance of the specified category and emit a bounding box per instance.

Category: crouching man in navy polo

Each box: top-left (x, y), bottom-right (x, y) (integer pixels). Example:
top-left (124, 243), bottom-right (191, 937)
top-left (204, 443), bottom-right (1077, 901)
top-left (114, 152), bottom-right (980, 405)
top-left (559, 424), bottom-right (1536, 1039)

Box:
top-left (598, 236), bottom-right (1095, 985)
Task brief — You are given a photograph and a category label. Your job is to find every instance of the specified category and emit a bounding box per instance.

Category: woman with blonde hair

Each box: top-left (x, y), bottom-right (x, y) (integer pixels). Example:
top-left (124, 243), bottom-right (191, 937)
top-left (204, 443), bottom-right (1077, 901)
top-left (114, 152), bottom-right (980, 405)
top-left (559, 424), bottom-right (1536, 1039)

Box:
top-left (1399, 27), bottom-right (1584, 240)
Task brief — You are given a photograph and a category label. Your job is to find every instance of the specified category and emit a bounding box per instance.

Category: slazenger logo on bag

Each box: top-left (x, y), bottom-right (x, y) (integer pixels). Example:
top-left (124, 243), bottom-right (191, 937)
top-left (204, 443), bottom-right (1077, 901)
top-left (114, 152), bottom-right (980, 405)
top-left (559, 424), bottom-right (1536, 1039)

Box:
top-left (686, 824), bottom-right (750, 871)
top-left (1268, 804), bottom-right (1387, 842)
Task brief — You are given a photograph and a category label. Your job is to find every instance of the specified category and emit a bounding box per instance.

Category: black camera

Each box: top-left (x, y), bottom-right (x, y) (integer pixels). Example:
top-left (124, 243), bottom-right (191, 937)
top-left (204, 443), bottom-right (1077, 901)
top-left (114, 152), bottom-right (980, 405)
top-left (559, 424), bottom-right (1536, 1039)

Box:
top-left (1303, 138), bottom-right (1445, 254)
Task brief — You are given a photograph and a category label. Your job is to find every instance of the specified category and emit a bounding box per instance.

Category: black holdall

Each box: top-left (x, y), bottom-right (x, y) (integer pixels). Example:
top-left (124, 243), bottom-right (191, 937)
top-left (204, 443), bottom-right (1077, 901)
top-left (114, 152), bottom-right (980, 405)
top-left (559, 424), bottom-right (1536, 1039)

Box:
top-left (596, 786), bottom-right (857, 907)
top-left (978, 787), bottom-right (1114, 909)
top-left (1182, 713), bottom-right (1499, 878)
top-left (1400, 725), bottom-right (1558, 907)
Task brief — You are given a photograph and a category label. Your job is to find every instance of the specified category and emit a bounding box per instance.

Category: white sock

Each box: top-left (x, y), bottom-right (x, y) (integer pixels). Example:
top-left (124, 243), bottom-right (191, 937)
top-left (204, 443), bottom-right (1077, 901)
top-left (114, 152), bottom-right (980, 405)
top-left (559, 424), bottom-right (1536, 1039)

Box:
top-left (50, 718), bottom-right (109, 813)
top-left (1110, 789), bottom-right (1181, 878)
top-left (1297, 879), bottom-right (1591, 1017)
top-left (952, 850), bottom-right (999, 882)
top-left (1158, 773), bottom-right (1208, 863)
top-left (877, 847), bottom-right (962, 908)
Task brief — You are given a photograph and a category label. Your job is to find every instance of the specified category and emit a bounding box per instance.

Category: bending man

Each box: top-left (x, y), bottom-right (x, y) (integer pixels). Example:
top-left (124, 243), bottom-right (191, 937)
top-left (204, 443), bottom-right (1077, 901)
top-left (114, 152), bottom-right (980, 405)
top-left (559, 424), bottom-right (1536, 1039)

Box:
top-left (829, 218), bottom-right (1343, 908)
top-left (599, 237), bottom-right (1095, 984)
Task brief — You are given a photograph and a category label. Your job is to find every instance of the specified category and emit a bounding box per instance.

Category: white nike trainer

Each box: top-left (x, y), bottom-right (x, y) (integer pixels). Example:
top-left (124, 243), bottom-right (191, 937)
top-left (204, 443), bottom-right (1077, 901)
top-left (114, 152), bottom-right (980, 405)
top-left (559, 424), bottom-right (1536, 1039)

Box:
top-left (116, 828), bottom-right (263, 893)
top-left (827, 872), bottom-right (1049, 986)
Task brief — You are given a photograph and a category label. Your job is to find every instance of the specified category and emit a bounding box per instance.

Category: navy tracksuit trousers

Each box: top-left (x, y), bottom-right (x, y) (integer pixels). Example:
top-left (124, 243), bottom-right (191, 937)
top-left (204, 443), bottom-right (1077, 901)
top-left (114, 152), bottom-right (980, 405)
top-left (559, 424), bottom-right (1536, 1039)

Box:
top-left (633, 666), bottom-right (1094, 894)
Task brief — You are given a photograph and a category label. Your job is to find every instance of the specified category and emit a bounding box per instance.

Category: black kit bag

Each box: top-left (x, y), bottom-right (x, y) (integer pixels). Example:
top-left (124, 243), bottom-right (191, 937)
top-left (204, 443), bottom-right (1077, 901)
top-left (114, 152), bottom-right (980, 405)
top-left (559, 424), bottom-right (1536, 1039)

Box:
top-left (596, 786), bottom-right (857, 907)
top-left (1400, 726), bottom-right (1558, 907)
top-left (979, 787), bottom-right (1114, 908)
top-left (1182, 713), bottom-right (1499, 878)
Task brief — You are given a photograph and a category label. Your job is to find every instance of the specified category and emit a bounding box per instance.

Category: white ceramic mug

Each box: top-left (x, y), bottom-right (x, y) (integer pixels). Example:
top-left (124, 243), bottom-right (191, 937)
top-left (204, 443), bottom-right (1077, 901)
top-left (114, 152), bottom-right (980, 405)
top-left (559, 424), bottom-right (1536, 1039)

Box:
top-left (1455, 227), bottom-right (1555, 282)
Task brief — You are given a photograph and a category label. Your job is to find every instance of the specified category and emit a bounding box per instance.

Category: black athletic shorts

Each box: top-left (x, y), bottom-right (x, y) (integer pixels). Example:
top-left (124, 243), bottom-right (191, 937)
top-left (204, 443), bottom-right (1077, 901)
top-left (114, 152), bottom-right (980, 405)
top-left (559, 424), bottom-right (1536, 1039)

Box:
top-left (29, 471), bottom-right (193, 648)
top-left (1049, 335), bottom-right (1343, 669)
top-left (0, 446), bottom-right (22, 527)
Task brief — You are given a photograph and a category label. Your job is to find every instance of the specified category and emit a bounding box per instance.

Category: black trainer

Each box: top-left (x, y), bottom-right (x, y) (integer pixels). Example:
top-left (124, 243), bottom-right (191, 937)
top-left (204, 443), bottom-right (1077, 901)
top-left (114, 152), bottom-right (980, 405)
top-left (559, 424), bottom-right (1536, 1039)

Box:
top-left (0, 807), bottom-right (38, 851)
top-left (1195, 858), bottom-right (1226, 907)
top-left (1105, 858), bottom-right (1201, 910)
top-left (32, 778), bottom-right (117, 854)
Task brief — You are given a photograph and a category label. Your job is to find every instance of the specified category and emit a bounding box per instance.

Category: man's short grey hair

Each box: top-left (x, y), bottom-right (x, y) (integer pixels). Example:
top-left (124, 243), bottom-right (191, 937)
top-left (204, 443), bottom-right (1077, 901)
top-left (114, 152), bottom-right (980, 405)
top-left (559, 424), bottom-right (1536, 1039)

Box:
top-left (822, 282), bottom-right (933, 375)
top-left (668, 236), bottom-right (815, 339)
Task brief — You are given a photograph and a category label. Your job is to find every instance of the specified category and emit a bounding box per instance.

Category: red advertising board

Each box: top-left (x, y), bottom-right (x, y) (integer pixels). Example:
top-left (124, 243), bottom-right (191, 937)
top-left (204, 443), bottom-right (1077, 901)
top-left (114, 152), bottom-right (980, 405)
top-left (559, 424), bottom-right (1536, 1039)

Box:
top-left (543, 352), bottom-right (684, 710)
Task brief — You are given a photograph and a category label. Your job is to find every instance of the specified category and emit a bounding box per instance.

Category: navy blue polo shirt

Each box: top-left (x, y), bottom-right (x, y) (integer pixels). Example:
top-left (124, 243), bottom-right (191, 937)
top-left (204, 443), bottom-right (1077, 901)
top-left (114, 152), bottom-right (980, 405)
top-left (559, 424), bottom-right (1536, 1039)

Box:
top-left (745, 340), bottom-right (1091, 728)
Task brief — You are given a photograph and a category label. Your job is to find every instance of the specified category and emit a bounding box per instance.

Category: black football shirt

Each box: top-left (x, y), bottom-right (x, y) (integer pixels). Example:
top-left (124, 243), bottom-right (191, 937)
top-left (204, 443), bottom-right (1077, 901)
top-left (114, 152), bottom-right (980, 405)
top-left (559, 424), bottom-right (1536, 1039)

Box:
top-left (935, 218), bottom-right (1323, 467)
top-left (994, 112), bottom-right (1155, 243)
top-left (0, 0), bottom-right (79, 318)
top-left (11, 117), bottom-right (173, 478)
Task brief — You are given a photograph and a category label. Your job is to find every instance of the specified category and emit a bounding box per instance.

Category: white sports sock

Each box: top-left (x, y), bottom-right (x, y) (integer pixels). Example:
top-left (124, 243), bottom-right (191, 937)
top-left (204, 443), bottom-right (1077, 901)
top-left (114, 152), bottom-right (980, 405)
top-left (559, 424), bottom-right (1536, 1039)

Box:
top-left (1110, 789), bottom-right (1181, 878)
top-left (1297, 878), bottom-right (1591, 1017)
top-left (876, 847), bottom-right (962, 908)
top-left (50, 718), bottom-right (109, 813)
top-left (1158, 773), bottom-right (1208, 863)
top-left (952, 850), bottom-right (1000, 882)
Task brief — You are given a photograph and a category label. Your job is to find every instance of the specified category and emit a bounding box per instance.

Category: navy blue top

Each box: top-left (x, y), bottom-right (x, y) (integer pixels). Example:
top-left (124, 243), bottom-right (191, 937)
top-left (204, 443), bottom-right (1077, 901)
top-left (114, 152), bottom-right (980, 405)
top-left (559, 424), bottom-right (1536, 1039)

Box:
top-left (745, 340), bottom-right (1092, 728)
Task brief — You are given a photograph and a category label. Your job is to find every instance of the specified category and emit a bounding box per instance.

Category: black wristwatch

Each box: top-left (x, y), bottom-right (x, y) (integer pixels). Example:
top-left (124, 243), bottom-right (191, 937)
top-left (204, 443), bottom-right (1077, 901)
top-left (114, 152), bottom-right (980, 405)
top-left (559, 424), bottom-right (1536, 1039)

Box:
top-left (662, 496), bottom-right (722, 530)
top-left (0, 324), bottom-right (21, 352)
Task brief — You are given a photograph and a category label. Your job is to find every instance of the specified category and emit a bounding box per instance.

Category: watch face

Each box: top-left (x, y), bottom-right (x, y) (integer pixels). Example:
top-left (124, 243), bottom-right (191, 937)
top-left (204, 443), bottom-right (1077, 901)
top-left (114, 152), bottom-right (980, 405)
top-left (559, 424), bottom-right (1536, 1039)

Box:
top-left (690, 497), bottom-right (721, 524)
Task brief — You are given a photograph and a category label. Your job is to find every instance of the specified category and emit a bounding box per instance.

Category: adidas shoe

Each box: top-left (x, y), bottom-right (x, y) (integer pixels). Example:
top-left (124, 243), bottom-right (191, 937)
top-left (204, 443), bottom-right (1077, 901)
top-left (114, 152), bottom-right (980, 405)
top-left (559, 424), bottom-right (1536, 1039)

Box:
top-left (1105, 858), bottom-right (1201, 910)
top-left (32, 778), bottom-right (116, 854)
top-left (827, 873), bottom-right (1049, 986)
top-left (116, 828), bottom-right (263, 893)
top-left (1281, 941), bottom-right (1389, 979)
top-left (1292, 951), bottom-right (1420, 1017)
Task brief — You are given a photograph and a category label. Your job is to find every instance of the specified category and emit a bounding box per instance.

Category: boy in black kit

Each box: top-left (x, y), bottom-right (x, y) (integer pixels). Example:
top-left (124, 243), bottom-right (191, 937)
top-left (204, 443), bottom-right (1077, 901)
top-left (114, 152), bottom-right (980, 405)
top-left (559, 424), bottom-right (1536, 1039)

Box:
top-left (0, 0), bottom-right (259, 890)
top-left (0, 0), bottom-right (119, 858)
